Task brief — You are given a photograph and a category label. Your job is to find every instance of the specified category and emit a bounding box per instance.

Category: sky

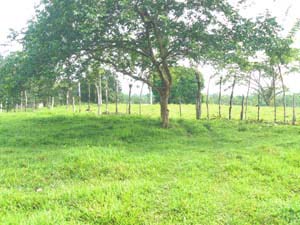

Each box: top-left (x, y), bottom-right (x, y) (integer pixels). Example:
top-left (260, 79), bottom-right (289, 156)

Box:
top-left (0, 0), bottom-right (299, 95)
top-left (0, 0), bottom-right (39, 54)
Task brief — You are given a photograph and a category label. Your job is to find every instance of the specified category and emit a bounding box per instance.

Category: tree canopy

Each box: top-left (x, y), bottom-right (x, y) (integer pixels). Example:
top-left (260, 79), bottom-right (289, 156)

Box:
top-left (0, 0), bottom-right (298, 127)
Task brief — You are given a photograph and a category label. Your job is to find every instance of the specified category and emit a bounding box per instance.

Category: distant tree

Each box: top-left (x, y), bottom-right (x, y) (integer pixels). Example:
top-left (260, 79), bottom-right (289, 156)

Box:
top-left (153, 67), bottom-right (204, 104)
top-left (267, 39), bottom-right (297, 123)
top-left (0, 52), bottom-right (30, 111)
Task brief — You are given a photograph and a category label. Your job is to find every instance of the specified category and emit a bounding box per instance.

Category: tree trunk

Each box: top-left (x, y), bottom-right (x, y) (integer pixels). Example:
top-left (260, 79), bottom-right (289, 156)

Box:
top-left (245, 76), bottom-right (251, 120)
top-left (72, 96), bottom-right (76, 113)
top-left (139, 82), bottom-right (144, 115)
top-left (229, 75), bottom-right (237, 120)
top-left (99, 76), bottom-right (103, 113)
top-left (149, 86), bottom-right (153, 105)
top-left (87, 82), bottom-right (91, 111)
top-left (0, 102), bottom-right (2, 113)
top-left (6, 98), bottom-right (9, 112)
top-left (195, 72), bottom-right (202, 120)
top-left (128, 84), bottom-right (132, 115)
top-left (273, 71), bottom-right (277, 123)
top-left (218, 76), bottom-right (223, 118)
top-left (240, 95), bottom-right (245, 121)
top-left (24, 90), bottom-right (28, 112)
top-left (94, 88), bottom-right (97, 103)
top-left (66, 89), bottom-right (70, 110)
top-left (96, 76), bottom-right (102, 116)
top-left (278, 65), bottom-right (286, 124)
top-left (33, 96), bottom-right (36, 111)
top-left (292, 94), bottom-right (296, 125)
top-left (51, 96), bottom-right (55, 109)
top-left (206, 76), bottom-right (212, 120)
top-left (20, 92), bottom-right (23, 112)
top-left (105, 80), bottom-right (109, 114)
top-left (47, 96), bottom-right (51, 109)
top-left (78, 82), bottom-right (82, 113)
top-left (160, 88), bottom-right (170, 128)
top-left (115, 81), bottom-right (119, 114)
top-left (257, 72), bottom-right (261, 121)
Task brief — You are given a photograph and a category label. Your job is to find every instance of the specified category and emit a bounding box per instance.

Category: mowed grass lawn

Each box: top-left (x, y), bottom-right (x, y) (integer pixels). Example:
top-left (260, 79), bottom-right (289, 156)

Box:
top-left (0, 104), bottom-right (300, 224)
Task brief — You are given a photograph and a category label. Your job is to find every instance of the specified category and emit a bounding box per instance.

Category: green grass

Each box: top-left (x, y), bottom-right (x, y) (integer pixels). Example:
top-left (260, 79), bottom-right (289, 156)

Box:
top-left (0, 105), bottom-right (300, 224)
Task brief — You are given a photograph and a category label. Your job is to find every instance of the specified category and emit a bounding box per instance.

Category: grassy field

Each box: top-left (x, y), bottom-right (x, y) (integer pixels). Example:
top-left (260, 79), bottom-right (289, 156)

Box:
top-left (0, 104), bottom-right (300, 224)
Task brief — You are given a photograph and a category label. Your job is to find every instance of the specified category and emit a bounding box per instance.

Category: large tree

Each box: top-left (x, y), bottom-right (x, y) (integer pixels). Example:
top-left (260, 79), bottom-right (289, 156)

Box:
top-left (22, 0), bottom-right (282, 127)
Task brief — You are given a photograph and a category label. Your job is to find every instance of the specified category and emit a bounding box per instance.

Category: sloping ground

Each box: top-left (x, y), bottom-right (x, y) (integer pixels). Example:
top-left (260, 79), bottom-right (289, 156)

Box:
top-left (0, 111), bottom-right (300, 224)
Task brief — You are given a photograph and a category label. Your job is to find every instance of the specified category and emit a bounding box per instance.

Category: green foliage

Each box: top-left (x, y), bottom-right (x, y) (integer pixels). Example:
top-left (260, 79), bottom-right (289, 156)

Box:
top-left (0, 0), bottom-right (299, 127)
top-left (0, 52), bottom-right (26, 107)
top-left (153, 66), bottom-right (205, 103)
top-left (21, 0), bottom-right (281, 105)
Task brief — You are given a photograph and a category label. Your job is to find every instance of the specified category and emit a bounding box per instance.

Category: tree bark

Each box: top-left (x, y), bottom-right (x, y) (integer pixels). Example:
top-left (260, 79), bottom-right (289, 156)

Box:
top-left (66, 89), bottom-right (70, 110)
top-left (72, 96), bottom-right (76, 113)
top-left (229, 75), bottom-right (237, 120)
top-left (257, 72), bottom-right (261, 121)
top-left (20, 91), bottom-right (23, 112)
top-left (160, 88), bottom-right (170, 128)
top-left (195, 71), bottom-right (202, 120)
top-left (87, 82), bottom-right (91, 111)
top-left (6, 98), bottom-right (9, 112)
top-left (48, 96), bottom-right (51, 109)
top-left (292, 94), bottom-right (296, 125)
top-left (218, 76), bottom-right (223, 118)
top-left (96, 76), bottom-right (102, 116)
top-left (240, 95), bottom-right (245, 121)
top-left (149, 86), bottom-right (153, 105)
top-left (273, 71), bottom-right (277, 123)
top-left (33, 96), bottom-right (36, 111)
top-left (105, 80), bottom-right (109, 114)
top-left (24, 90), bottom-right (28, 112)
top-left (245, 76), bottom-right (251, 120)
top-left (206, 76), bottom-right (212, 120)
top-left (78, 82), bottom-right (82, 113)
top-left (51, 96), bottom-right (55, 109)
top-left (139, 82), bottom-right (144, 115)
top-left (278, 65), bottom-right (286, 123)
top-left (128, 84), bottom-right (133, 115)
top-left (115, 81), bottom-right (119, 114)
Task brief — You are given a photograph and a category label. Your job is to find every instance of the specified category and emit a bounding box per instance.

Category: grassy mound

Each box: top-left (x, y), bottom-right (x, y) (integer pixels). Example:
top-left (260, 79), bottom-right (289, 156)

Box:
top-left (0, 110), bottom-right (300, 224)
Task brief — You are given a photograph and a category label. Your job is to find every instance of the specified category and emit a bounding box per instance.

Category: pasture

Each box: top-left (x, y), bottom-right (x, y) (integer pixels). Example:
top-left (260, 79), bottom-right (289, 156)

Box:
top-left (0, 104), bottom-right (300, 224)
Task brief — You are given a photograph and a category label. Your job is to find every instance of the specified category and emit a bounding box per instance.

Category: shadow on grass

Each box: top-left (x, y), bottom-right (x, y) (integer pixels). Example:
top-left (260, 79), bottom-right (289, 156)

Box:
top-left (0, 115), bottom-right (210, 150)
top-left (0, 113), bottom-right (298, 152)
